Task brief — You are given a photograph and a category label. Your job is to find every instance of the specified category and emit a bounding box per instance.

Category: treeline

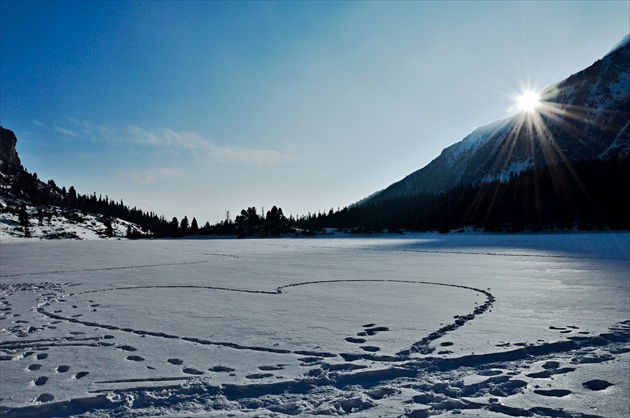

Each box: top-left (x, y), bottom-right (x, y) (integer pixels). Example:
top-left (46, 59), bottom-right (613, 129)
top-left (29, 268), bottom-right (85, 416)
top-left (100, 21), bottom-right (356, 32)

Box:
top-left (300, 156), bottom-right (630, 233)
top-left (4, 155), bottom-right (628, 238)
top-left (3, 160), bottom-right (300, 238)
top-left (193, 206), bottom-right (296, 237)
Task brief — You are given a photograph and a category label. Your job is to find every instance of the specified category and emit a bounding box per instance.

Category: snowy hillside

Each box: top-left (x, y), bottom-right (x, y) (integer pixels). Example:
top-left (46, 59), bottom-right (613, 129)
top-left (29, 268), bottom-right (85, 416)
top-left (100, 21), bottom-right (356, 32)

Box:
top-left (0, 198), bottom-right (143, 242)
top-left (0, 174), bottom-right (146, 243)
top-left (368, 36), bottom-right (630, 203)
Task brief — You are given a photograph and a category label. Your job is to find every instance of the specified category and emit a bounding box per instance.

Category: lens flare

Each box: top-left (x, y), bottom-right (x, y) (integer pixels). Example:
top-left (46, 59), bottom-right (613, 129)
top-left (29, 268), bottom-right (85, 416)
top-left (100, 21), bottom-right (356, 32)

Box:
top-left (516, 91), bottom-right (541, 112)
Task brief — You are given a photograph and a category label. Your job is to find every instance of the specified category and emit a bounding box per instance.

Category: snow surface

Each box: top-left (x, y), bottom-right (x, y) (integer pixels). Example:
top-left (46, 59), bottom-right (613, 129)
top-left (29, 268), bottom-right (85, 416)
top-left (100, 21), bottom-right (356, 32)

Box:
top-left (0, 233), bottom-right (628, 417)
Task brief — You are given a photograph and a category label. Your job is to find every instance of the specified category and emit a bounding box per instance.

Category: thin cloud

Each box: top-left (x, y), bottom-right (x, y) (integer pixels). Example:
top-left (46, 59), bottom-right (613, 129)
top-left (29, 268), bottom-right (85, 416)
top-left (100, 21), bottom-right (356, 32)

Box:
top-left (47, 120), bottom-right (294, 165)
top-left (127, 126), bottom-right (291, 165)
top-left (54, 125), bottom-right (79, 138)
top-left (124, 167), bottom-right (191, 185)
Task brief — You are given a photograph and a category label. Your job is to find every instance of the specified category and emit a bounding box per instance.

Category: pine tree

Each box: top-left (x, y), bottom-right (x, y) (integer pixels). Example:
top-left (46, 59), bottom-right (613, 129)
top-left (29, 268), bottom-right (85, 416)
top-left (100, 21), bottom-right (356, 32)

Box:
top-left (19, 204), bottom-right (30, 237)
top-left (103, 216), bottom-right (114, 237)
top-left (180, 216), bottom-right (189, 232)
top-left (169, 217), bottom-right (179, 236)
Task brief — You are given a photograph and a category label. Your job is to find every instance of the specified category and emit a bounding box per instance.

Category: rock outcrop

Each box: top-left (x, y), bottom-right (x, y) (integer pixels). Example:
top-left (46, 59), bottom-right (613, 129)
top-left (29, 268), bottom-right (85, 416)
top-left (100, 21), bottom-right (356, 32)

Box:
top-left (0, 126), bottom-right (22, 171)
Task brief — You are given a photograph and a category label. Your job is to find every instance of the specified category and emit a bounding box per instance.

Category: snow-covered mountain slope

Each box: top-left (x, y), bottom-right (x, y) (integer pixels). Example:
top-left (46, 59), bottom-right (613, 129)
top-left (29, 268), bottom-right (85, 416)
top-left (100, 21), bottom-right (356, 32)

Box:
top-left (0, 187), bottom-right (144, 242)
top-left (368, 36), bottom-right (630, 203)
top-left (0, 127), bottom-right (147, 242)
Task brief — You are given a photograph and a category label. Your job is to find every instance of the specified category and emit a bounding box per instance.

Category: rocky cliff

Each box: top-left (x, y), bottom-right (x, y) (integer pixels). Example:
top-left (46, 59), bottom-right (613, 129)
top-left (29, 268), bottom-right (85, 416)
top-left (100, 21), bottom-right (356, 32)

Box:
top-left (0, 126), bottom-right (22, 171)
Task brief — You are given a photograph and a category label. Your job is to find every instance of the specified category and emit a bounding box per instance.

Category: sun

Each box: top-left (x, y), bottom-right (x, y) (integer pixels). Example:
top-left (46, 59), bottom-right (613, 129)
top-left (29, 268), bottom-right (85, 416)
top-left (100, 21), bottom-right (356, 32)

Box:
top-left (516, 90), bottom-right (541, 112)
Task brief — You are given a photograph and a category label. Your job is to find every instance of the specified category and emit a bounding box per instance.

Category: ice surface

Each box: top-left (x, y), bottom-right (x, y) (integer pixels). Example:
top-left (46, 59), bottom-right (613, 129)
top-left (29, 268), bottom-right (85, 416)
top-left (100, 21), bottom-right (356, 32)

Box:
top-left (1, 233), bottom-right (628, 417)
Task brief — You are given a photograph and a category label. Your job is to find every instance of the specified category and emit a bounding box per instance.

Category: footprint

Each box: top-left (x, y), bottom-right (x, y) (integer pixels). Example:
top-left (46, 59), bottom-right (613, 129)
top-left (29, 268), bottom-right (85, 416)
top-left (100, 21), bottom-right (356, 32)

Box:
top-left (364, 326), bottom-right (389, 336)
top-left (534, 389), bottom-right (571, 397)
top-left (36, 393), bottom-right (54, 403)
top-left (34, 376), bottom-right (48, 386)
top-left (345, 337), bottom-right (366, 344)
top-left (526, 368), bottom-right (575, 378)
top-left (440, 342), bottom-right (454, 347)
top-left (209, 365), bottom-right (235, 373)
top-left (182, 367), bottom-right (204, 375)
top-left (360, 346), bottom-right (381, 352)
top-left (28, 364), bottom-right (42, 371)
top-left (167, 358), bottom-right (183, 365)
top-left (478, 369), bottom-right (503, 376)
top-left (74, 371), bottom-right (90, 379)
top-left (126, 355), bottom-right (144, 362)
top-left (541, 361), bottom-right (560, 369)
top-left (259, 365), bottom-right (284, 371)
top-left (0, 355), bottom-right (12, 361)
top-left (36, 353), bottom-right (48, 360)
top-left (583, 379), bottom-right (613, 391)
top-left (117, 345), bottom-right (137, 352)
top-left (246, 373), bottom-right (273, 379)
top-left (57, 365), bottom-right (70, 373)
top-left (362, 323), bottom-right (376, 328)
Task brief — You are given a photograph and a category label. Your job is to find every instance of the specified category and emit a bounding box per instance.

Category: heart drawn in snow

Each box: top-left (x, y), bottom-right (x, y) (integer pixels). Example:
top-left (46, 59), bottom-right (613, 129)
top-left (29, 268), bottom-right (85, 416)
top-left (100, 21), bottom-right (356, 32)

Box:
top-left (41, 279), bottom-right (494, 360)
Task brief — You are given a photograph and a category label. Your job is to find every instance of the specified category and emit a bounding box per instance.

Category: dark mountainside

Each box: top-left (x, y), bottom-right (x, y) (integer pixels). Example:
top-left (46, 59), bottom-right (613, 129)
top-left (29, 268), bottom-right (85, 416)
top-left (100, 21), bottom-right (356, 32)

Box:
top-left (367, 37), bottom-right (629, 203)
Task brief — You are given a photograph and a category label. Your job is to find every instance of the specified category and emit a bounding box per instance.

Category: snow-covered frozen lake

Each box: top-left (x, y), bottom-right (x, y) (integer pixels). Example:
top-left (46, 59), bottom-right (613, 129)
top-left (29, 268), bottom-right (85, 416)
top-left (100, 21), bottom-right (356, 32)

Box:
top-left (1, 233), bottom-right (628, 417)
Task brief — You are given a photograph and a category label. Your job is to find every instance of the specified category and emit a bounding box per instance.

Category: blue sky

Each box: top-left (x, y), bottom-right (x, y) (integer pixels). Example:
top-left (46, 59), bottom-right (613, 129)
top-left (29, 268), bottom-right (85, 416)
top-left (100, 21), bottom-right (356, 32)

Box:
top-left (1, 1), bottom-right (628, 224)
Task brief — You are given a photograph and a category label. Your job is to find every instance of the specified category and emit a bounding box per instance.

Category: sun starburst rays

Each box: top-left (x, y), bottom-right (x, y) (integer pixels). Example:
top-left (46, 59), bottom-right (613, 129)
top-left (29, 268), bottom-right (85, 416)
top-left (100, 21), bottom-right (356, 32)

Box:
top-left (463, 83), bottom-right (601, 229)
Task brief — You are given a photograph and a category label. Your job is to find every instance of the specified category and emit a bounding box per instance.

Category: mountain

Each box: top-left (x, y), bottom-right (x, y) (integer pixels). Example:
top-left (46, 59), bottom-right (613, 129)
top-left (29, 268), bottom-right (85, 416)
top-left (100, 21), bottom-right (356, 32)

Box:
top-left (367, 36), bottom-right (630, 204)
